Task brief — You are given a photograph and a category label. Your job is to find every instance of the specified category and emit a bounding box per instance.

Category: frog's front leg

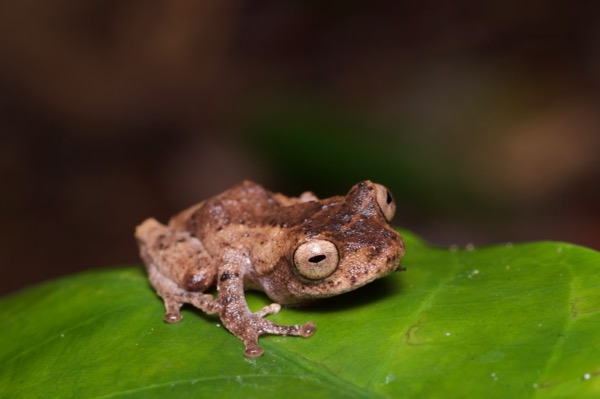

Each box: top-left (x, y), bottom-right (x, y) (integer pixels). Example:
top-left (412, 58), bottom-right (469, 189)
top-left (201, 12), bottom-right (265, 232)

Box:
top-left (218, 250), bottom-right (316, 357)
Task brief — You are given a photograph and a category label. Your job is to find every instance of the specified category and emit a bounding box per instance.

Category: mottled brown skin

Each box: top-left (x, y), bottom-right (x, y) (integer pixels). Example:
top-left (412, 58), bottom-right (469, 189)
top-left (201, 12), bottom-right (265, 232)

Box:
top-left (135, 180), bottom-right (405, 357)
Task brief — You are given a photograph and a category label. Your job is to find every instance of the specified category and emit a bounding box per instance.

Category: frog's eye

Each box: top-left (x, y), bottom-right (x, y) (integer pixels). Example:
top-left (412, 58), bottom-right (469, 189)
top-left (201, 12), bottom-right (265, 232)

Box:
top-left (293, 240), bottom-right (339, 280)
top-left (374, 183), bottom-right (396, 222)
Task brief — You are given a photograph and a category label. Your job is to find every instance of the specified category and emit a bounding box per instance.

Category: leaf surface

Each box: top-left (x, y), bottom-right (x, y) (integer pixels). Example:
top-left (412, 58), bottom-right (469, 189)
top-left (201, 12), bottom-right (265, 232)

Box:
top-left (1, 232), bottom-right (599, 398)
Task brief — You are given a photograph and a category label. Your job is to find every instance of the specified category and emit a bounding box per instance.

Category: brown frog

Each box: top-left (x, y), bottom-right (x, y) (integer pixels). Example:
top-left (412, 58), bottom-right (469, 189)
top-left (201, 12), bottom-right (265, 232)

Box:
top-left (135, 180), bottom-right (405, 357)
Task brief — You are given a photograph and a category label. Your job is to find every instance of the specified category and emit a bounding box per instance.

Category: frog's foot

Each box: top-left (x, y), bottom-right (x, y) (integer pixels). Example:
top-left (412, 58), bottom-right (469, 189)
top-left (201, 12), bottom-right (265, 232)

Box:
top-left (240, 316), bottom-right (316, 358)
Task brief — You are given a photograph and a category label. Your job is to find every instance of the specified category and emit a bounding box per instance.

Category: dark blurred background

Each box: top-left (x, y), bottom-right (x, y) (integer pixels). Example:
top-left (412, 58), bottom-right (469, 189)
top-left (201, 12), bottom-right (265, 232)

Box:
top-left (1, 1), bottom-right (599, 295)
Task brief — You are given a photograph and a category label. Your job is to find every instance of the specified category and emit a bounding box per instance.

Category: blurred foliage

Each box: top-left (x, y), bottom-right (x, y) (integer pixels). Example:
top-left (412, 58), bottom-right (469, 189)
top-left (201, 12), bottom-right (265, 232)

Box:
top-left (1, 0), bottom-right (599, 296)
top-left (245, 96), bottom-right (496, 217)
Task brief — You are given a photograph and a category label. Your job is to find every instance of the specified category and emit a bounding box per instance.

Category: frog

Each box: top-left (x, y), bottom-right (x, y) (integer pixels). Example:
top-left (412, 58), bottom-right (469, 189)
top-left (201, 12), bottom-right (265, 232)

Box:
top-left (135, 180), bottom-right (405, 357)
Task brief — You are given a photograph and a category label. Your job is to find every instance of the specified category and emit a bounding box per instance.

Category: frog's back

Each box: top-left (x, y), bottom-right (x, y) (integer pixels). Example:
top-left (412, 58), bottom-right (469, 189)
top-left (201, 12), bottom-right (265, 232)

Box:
top-left (169, 180), bottom-right (281, 238)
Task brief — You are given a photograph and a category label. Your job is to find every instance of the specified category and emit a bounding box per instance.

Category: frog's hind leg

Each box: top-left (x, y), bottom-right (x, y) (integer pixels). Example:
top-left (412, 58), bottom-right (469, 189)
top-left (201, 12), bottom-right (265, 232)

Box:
top-left (135, 218), bottom-right (220, 323)
top-left (146, 265), bottom-right (219, 323)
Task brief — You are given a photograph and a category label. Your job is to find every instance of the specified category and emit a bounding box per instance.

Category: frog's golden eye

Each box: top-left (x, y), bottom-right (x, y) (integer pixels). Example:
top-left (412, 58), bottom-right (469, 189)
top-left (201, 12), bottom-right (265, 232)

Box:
top-left (374, 183), bottom-right (396, 222)
top-left (293, 240), bottom-right (339, 280)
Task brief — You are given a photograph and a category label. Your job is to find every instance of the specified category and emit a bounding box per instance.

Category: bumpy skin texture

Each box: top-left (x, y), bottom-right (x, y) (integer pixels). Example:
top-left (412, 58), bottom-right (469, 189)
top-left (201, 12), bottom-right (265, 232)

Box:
top-left (135, 180), bottom-right (405, 357)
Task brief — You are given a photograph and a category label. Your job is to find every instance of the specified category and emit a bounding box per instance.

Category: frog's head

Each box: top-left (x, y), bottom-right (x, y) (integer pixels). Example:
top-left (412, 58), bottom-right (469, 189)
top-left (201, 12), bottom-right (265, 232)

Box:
top-left (264, 181), bottom-right (405, 305)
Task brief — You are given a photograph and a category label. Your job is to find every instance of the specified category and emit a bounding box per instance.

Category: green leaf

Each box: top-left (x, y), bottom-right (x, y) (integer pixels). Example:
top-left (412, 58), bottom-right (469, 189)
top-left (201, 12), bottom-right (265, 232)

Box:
top-left (2, 231), bottom-right (600, 398)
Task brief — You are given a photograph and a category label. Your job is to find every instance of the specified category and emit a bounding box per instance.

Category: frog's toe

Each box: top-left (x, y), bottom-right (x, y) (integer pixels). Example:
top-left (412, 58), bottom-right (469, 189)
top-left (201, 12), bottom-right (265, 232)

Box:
top-left (164, 312), bottom-right (182, 323)
top-left (300, 321), bottom-right (316, 337)
top-left (260, 320), bottom-right (317, 338)
top-left (255, 303), bottom-right (281, 318)
top-left (244, 345), bottom-right (264, 358)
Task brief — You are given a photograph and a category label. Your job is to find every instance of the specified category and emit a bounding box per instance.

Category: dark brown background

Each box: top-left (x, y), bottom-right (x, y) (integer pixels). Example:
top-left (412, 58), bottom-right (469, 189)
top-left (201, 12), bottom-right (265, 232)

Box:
top-left (1, 1), bottom-right (599, 295)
